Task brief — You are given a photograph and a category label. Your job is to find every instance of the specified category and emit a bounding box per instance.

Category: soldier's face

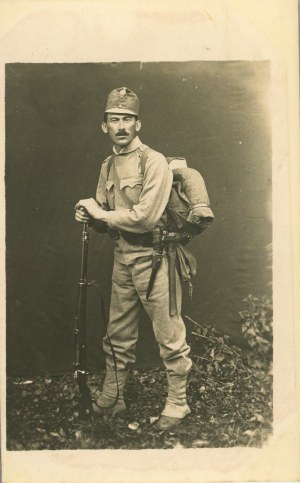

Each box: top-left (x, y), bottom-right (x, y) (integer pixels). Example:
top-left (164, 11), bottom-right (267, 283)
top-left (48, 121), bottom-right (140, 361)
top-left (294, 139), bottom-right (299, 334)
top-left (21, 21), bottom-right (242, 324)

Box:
top-left (102, 113), bottom-right (141, 147)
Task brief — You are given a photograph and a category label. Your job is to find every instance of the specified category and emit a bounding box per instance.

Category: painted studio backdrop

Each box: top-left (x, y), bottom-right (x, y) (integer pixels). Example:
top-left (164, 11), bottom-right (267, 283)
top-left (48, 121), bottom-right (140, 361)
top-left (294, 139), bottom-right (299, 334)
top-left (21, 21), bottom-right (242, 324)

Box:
top-left (6, 62), bottom-right (271, 376)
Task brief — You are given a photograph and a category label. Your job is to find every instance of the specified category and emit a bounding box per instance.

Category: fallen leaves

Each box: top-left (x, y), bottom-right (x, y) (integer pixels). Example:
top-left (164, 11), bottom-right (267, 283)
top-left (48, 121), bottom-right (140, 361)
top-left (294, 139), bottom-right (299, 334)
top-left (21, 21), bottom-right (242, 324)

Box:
top-left (192, 439), bottom-right (209, 447)
top-left (128, 422), bottom-right (139, 431)
top-left (250, 413), bottom-right (264, 423)
top-left (13, 380), bottom-right (34, 385)
top-left (7, 362), bottom-right (272, 450)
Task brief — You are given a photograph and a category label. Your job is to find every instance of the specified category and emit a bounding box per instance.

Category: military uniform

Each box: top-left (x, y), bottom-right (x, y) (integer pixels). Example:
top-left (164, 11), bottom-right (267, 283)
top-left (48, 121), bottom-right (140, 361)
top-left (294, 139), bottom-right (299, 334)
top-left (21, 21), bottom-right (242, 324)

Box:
top-left (82, 88), bottom-right (193, 425)
top-left (95, 133), bottom-right (193, 418)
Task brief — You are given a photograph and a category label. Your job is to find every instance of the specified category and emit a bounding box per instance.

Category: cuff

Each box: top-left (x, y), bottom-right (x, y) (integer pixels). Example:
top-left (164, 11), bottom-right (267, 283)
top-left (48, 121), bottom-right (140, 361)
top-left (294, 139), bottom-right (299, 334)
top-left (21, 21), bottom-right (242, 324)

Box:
top-left (105, 211), bottom-right (115, 229)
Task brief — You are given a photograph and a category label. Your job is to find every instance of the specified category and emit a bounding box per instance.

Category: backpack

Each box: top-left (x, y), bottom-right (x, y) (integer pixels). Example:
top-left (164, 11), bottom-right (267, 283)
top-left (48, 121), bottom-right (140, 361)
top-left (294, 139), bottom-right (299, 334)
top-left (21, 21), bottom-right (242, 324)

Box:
top-left (139, 147), bottom-right (214, 236)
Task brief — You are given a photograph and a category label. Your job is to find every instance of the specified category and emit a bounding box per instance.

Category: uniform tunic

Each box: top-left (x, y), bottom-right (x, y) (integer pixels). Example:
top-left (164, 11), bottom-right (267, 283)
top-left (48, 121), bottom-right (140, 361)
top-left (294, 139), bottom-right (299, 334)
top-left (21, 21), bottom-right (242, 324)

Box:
top-left (95, 136), bottom-right (192, 376)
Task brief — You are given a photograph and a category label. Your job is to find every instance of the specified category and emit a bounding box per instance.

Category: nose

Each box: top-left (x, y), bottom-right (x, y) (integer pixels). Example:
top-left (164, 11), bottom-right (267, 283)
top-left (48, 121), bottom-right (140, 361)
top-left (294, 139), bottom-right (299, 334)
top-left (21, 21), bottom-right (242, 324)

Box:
top-left (118, 119), bottom-right (125, 129)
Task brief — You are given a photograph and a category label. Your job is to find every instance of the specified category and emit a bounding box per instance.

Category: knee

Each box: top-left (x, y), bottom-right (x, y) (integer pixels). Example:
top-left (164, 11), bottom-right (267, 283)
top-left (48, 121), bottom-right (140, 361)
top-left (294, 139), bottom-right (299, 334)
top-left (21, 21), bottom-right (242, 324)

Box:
top-left (160, 345), bottom-right (192, 375)
top-left (103, 334), bottom-right (138, 353)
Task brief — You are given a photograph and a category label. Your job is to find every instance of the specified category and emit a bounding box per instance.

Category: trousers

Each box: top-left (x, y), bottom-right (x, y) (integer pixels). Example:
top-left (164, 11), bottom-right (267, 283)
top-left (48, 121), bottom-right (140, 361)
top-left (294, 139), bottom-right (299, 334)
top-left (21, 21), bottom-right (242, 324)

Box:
top-left (103, 241), bottom-right (192, 376)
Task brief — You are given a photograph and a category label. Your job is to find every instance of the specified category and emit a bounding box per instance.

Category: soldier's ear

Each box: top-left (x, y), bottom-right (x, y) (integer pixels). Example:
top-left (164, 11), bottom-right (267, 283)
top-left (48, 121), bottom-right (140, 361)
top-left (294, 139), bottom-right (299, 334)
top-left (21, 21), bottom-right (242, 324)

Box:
top-left (135, 120), bottom-right (141, 132)
top-left (101, 122), bottom-right (108, 134)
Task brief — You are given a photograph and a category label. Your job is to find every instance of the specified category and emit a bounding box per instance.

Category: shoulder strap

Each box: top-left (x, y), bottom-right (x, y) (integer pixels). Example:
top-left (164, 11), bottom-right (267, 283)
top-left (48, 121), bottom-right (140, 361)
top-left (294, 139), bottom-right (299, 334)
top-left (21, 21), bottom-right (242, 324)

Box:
top-left (140, 150), bottom-right (186, 174)
top-left (106, 154), bottom-right (115, 180)
top-left (103, 155), bottom-right (116, 211)
top-left (140, 146), bottom-right (152, 175)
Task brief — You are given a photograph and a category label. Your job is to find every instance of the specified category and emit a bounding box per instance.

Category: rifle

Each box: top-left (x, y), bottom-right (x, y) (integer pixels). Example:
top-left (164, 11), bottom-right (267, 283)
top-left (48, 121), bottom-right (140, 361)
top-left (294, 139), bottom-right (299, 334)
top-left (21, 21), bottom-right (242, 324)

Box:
top-left (73, 210), bottom-right (93, 418)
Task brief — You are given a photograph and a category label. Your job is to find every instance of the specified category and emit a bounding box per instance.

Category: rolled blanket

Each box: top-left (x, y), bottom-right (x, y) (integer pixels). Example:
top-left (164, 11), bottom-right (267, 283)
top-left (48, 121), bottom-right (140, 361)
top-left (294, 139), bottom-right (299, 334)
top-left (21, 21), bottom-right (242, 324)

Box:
top-left (167, 167), bottom-right (214, 234)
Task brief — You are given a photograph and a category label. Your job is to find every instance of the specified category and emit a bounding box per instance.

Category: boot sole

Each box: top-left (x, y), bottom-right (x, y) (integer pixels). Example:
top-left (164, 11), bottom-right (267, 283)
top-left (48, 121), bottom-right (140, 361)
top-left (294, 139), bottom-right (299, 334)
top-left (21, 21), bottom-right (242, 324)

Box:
top-left (92, 400), bottom-right (126, 417)
top-left (156, 414), bottom-right (189, 431)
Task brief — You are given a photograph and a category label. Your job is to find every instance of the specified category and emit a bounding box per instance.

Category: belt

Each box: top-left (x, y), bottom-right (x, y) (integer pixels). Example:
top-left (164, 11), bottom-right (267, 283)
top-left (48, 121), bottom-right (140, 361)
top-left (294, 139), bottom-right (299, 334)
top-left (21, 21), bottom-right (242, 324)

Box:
top-left (119, 230), bottom-right (153, 247)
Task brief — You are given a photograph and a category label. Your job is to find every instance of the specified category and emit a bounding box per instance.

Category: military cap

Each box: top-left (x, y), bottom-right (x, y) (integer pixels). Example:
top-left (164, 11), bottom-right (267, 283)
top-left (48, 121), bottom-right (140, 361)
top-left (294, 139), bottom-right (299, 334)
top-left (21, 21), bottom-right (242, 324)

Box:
top-left (105, 87), bottom-right (139, 116)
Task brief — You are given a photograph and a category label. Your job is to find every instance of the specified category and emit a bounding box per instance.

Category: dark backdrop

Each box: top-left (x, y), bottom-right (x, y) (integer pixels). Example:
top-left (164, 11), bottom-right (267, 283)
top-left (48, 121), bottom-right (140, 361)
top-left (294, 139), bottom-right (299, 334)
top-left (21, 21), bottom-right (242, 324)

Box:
top-left (6, 62), bottom-right (271, 376)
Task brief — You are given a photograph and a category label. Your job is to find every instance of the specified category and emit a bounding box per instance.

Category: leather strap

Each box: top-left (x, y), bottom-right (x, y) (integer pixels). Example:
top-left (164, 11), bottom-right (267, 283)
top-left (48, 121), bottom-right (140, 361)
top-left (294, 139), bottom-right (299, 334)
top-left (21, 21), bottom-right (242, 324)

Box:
top-left (139, 146), bottom-right (152, 174)
top-left (167, 242), bottom-right (178, 316)
top-left (106, 154), bottom-right (115, 180)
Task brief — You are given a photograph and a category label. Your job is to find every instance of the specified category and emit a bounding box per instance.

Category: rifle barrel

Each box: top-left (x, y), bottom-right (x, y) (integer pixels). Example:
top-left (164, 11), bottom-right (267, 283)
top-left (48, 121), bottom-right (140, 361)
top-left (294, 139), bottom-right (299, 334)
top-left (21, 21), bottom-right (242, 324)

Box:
top-left (74, 221), bottom-right (93, 418)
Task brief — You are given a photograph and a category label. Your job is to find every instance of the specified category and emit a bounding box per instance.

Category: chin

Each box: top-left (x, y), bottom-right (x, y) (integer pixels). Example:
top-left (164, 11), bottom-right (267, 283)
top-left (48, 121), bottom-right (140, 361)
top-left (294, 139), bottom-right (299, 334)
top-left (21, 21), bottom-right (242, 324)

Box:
top-left (115, 138), bottom-right (132, 147)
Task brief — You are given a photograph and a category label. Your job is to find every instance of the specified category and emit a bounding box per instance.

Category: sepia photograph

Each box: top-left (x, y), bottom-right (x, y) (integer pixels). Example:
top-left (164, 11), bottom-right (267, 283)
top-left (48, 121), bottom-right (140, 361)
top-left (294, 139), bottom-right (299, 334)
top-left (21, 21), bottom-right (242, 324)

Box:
top-left (1, 1), bottom-right (298, 482)
top-left (6, 60), bottom-right (272, 450)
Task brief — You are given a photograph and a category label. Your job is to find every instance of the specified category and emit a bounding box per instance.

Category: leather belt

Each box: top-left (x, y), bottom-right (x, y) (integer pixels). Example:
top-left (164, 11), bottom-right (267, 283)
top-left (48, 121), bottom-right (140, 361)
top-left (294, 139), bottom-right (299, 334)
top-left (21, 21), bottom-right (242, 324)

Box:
top-left (119, 230), bottom-right (153, 247)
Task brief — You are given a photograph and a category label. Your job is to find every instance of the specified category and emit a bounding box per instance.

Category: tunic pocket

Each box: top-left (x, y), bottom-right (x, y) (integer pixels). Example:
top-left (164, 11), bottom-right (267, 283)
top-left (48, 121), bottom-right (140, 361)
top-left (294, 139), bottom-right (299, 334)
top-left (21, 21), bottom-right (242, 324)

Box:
top-left (119, 176), bottom-right (143, 205)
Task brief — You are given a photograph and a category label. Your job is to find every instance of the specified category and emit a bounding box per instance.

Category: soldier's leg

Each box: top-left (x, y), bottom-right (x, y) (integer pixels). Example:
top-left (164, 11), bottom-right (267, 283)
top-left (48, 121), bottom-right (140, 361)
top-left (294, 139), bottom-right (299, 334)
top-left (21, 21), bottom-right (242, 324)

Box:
top-left (133, 254), bottom-right (192, 424)
top-left (93, 258), bottom-right (142, 413)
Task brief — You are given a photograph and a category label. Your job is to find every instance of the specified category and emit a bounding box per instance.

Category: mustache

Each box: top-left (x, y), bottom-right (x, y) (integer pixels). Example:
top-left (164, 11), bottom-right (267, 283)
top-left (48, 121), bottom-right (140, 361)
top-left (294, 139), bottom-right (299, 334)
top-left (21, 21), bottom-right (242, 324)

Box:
top-left (116, 130), bottom-right (129, 136)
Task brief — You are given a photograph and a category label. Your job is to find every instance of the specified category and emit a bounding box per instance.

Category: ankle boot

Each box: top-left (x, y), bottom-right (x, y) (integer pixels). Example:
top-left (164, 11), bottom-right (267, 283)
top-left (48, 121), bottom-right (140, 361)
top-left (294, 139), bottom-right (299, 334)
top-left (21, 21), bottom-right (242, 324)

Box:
top-left (156, 373), bottom-right (190, 430)
top-left (91, 369), bottom-right (128, 416)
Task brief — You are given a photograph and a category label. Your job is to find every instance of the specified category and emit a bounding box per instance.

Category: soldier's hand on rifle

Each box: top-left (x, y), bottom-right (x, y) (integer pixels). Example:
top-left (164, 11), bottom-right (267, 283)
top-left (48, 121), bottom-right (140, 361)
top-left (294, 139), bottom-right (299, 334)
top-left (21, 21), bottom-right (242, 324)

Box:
top-left (75, 205), bottom-right (91, 224)
top-left (75, 198), bottom-right (109, 223)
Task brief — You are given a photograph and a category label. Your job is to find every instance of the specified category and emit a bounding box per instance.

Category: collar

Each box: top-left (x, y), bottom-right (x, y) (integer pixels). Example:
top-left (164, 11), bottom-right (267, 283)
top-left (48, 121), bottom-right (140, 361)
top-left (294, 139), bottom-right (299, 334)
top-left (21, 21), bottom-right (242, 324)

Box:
top-left (112, 136), bottom-right (143, 155)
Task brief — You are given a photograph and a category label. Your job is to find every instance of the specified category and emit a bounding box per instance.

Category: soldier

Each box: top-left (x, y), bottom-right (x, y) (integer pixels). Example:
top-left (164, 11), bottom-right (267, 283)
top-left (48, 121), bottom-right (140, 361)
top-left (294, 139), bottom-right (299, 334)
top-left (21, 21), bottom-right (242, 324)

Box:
top-left (75, 87), bottom-right (192, 430)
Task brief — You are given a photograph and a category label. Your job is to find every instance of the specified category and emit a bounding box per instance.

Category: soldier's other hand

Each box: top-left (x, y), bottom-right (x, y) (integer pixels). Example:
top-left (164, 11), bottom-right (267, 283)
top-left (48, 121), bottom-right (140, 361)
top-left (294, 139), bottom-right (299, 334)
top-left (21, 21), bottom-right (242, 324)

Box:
top-left (75, 208), bottom-right (90, 224)
top-left (75, 198), bottom-right (105, 221)
top-left (75, 198), bottom-right (109, 223)
top-left (75, 201), bottom-right (93, 224)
